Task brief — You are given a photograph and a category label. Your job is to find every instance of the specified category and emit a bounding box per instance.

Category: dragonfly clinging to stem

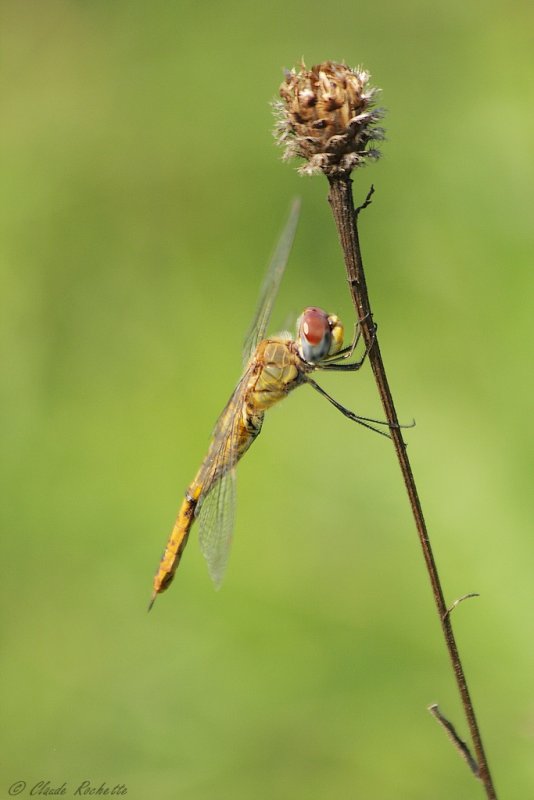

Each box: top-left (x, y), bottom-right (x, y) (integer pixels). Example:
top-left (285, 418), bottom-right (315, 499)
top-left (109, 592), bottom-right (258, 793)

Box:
top-left (149, 199), bottom-right (398, 609)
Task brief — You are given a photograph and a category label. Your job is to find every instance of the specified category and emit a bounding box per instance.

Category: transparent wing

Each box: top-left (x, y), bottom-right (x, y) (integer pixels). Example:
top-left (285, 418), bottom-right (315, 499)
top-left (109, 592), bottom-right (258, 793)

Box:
top-left (196, 202), bottom-right (299, 585)
top-left (198, 468), bottom-right (236, 589)
top-left (195, 367), bottom-right (254, 587)
top-left (242, 197), bottom-right (301, 364)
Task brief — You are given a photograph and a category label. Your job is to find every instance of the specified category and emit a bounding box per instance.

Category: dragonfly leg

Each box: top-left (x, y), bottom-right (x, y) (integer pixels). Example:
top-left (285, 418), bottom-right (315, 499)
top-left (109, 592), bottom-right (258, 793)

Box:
top-left (319, 319), bottom-right (377, 372)
top-left (324, 311), bottom-right (372, 361)
top-left (304, 377), bottom-right (392, 439)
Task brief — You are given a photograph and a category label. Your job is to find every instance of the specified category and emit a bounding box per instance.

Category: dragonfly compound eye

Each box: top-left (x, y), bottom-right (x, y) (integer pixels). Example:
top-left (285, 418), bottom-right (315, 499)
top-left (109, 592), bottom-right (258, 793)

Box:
top-left (298, 307), bottom-right (332, 362)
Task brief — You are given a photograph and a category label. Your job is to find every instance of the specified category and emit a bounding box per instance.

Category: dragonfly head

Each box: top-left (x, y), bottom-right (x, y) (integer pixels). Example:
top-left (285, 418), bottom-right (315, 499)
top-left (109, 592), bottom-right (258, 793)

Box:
top-left (297, 307), bottom-right (344, 363)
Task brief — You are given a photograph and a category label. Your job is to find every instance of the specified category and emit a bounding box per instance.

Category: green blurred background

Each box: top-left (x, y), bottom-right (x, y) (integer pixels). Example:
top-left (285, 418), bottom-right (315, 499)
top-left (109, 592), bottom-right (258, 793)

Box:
top-left (1, 1), bottom-right (532, 798)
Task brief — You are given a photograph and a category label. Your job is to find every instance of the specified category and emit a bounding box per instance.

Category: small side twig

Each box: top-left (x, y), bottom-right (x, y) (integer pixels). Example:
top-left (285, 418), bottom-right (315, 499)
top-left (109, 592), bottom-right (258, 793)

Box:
top-left (443, 592), bottom-right (480, 621)
top-left (429, 704), bottom-right (480, 778)
top-left (355, 184), bottom-right (375, 218)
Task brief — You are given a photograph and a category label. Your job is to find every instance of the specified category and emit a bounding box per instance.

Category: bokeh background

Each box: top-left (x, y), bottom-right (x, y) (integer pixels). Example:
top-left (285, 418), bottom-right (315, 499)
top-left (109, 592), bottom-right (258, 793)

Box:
top-left (1, 1), bottom-right (533, 798)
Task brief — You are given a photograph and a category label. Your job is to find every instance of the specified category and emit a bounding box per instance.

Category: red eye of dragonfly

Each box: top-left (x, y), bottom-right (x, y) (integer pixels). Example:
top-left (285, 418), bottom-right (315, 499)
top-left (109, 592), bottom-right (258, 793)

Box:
top-left (298, 307), bottom-right (332, 363)
top-left (301, 307), bottom-right (329, 345)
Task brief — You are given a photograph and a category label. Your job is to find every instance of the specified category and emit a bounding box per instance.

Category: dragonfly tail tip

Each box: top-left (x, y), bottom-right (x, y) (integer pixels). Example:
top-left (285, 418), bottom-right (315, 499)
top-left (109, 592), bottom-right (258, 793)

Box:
top-left (147, 592), bottom-right (157, 613)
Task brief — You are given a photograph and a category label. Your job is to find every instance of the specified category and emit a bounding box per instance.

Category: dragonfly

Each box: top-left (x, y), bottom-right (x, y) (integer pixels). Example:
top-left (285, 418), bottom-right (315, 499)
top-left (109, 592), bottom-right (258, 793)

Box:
top-left (149, 199), bottom-right (391, 609)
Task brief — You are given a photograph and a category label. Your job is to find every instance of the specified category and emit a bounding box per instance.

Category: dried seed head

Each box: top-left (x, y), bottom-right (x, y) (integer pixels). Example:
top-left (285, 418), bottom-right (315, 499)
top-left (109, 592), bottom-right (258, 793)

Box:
top-left (274, 60), bottom-right (384, 177)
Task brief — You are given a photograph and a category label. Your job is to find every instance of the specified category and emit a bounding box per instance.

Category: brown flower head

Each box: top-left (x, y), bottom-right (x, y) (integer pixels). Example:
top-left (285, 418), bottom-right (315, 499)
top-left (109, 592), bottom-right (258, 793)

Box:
top-left (274, 60), bottom-right (384, 176)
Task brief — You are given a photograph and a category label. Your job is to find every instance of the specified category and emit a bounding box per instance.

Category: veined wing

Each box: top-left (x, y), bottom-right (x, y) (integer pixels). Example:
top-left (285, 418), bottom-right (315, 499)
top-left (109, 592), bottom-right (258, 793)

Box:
top-left (196, 366), bottom-right (255, 587)
top-left (242, 198), bottom-right (301, 364)
top-left (198, 202), bottom-right (299, 586)
top-left (198, 469), bottom-right (236, 589)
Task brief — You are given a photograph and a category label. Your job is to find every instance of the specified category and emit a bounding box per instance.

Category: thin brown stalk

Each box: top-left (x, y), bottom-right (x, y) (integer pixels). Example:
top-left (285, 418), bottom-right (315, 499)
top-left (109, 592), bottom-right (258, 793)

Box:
top-left (275, 59), bottom-right (497, 796)
top-left (428, 704), bottom-right (480, 777)
top-left (327, 173), bottom-right (497, 799)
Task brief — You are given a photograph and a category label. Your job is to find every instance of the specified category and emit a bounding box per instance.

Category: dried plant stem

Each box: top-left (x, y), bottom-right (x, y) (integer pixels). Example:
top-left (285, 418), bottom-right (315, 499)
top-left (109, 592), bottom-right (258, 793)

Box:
top-left (327, 173), bottom-right (497, 800)
top-left (428, 704), bottom-right (480, 778)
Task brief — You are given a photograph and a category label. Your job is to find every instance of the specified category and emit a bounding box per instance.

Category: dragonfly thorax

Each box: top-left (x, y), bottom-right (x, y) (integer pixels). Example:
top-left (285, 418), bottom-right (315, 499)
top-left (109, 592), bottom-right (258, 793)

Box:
top-left (297, 307), bottom-right (344, 364)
